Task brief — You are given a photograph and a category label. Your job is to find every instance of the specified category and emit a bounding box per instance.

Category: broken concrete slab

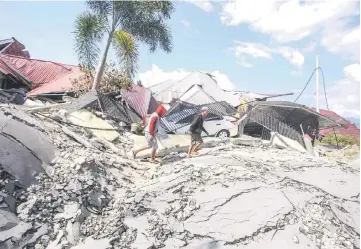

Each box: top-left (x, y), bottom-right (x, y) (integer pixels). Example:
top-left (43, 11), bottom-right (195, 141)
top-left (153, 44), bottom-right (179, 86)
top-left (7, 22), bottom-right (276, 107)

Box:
top-left (124, 216), bottom-right (154, 249)
top-left (0, 113), bottom-right (55, 165)
top-left (19, 224), bottom-right (49, 248)
top-left (0, 210), bottom-right (32, 242)
top-left (3, 107), bottom-right (46, 130)
top-left (67, 109), bottom-right (119, 142)
top-left (0, 133), bottom-right (44, 187)
top-left (268, 132), bottom-right (306, 153)
top-left (184, 186), bottom-right (293, 242)
top-left (330, 200), bottom-right (360, 234)
top-left (303, 135), bottom-right (316, 157)
top-left (231, 135), bottom-right (263, 147)
top-left (278, 166), bottom-right (360, 200)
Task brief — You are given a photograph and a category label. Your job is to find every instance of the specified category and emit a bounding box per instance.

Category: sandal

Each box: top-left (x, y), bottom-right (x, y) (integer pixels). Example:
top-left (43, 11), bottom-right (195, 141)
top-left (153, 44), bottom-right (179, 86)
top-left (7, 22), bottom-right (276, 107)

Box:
top-left (149, 159), bottom-right (160, 164)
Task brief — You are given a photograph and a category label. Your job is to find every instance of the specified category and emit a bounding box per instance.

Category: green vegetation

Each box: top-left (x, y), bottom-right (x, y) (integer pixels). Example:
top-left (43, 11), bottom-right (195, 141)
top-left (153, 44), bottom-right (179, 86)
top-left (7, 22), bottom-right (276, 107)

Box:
top-left (71, 62), bottom-right (132, 96)
top-left (321, 133), bottom-right (360, 147)
top-left (74, 1), bottom-right (174, 90)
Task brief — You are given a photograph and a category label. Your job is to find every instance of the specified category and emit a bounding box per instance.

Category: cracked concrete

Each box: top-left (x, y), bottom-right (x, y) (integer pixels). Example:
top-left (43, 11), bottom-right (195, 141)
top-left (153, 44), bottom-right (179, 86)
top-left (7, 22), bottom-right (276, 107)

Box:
top-left (0, 105), bottom-right (359, 249)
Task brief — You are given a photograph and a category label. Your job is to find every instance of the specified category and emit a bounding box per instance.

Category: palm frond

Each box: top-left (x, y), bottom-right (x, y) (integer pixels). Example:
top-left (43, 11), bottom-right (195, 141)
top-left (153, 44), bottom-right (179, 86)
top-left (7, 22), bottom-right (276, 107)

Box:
top-left (118, 1), bottom-right (174, 53)
top-left (113, 30), bottom-right (139, 79)
top-left (86, 1), bottom-right (112, 19)
top-left (73, 11), bottom-right (105, 70)
top-left (134, 1), bottom-right (174, 19)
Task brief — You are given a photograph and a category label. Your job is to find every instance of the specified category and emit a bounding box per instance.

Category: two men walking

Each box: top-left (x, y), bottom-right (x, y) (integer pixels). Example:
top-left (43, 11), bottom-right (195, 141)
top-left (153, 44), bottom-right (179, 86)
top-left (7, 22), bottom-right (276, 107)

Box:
top-left (132, 105), bottom-right (209, 162)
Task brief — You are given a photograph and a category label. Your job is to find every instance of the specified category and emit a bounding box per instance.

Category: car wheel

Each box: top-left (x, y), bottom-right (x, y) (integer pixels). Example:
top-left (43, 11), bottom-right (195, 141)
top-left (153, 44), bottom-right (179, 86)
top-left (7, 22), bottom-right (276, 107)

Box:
top-left (217, 129), bottom-right (230, 138)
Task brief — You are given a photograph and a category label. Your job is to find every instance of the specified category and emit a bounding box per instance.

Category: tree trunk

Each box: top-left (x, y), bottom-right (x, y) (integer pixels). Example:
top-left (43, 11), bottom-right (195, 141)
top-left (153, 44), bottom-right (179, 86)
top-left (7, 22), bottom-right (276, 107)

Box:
top-left (91, 33), bottom-right (113, 90)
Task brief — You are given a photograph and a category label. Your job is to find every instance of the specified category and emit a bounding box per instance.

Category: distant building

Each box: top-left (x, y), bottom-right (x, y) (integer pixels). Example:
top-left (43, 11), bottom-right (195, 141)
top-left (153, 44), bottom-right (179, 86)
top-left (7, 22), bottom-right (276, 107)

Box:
top-left (0, 37), bottom-right (81, 95)
top-left (311, 108), bottom-right (360, 139)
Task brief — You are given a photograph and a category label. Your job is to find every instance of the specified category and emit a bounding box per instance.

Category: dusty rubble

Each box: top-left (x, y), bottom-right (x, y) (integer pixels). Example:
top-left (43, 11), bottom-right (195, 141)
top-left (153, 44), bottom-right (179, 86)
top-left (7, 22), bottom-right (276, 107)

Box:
top-left (0, 105), bottom-right (359, 249)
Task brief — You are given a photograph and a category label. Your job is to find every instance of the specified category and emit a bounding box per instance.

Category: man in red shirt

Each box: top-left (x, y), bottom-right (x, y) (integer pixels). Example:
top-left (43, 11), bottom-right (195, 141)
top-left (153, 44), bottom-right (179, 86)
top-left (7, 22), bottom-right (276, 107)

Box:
top-left (132, 105), bottom-right (167, 164)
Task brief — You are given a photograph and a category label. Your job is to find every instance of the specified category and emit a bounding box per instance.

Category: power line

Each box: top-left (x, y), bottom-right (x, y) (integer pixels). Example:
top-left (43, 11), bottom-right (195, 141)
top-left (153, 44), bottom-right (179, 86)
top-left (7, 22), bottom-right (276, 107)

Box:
top-left (292, 66), bottom-right (340, 148)
top-left (293, 68), bottom-right (318, 103)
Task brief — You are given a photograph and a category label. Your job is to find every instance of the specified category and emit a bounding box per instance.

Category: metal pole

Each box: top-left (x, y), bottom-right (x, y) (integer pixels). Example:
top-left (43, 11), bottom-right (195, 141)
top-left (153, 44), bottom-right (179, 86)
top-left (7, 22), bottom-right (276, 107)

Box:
top-left (316, 55), bottom-right (319, 113)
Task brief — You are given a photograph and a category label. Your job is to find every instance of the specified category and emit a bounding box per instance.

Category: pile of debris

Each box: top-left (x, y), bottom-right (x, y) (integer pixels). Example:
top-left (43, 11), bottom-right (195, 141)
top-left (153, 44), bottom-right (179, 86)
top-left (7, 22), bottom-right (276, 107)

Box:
top-left (0, 104), bottom-right (359, 249)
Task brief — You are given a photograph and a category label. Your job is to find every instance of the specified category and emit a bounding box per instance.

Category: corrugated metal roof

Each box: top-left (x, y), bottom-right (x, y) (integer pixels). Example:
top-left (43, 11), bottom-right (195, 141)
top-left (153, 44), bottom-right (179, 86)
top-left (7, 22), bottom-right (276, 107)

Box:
top-left (1, 54), bottom-right (73, 88)
top-left (0, 38), bottom-right (30, 58)
top-left (121, 84), bottom-right (158, 118)
top-left (311, 108), bottom-right (360, 138)
top-left (0, 59), bottom-right (13, 75)
top-left (27, 70), bottom-right (83, 96)
top-left (161, 101), bottom-right (237, 132)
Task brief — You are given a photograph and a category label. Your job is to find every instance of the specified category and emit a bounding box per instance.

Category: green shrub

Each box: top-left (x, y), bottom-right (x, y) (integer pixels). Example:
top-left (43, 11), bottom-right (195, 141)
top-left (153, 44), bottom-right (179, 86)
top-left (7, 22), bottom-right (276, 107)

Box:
top-left (321, 133), bottom-right (360, 147)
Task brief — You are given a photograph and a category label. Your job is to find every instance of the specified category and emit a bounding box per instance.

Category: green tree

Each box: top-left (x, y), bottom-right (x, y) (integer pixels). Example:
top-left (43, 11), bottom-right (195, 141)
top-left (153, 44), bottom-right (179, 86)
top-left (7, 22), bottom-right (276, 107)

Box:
top-left (74, 1), bottom-right (174, 90)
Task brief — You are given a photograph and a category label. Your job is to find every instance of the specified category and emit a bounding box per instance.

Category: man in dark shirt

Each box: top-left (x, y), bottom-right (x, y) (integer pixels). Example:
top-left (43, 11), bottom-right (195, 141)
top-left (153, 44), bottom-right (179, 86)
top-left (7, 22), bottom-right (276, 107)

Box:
top-left (188, 107), bottom-right (209, 158)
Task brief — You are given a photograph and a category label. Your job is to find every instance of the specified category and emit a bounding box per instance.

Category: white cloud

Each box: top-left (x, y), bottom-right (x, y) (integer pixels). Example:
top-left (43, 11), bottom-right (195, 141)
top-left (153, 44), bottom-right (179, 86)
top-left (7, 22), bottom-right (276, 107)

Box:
top-left (182, 0), bottom-right (214, 12)
top-left (326, 63), bottom-right (360, 118)
top-left (220, 0), bottom-right (359, 59)
top-left (138, 65), bottom-right (189, 87)
top-left (137, 64), bottom-right (236, 91)
top-left (344, 63), bottom-right (360, 81)
top-left (321, 24), bottom-right (360, 61)
top-left (232, 41), bottom-right (304, 68)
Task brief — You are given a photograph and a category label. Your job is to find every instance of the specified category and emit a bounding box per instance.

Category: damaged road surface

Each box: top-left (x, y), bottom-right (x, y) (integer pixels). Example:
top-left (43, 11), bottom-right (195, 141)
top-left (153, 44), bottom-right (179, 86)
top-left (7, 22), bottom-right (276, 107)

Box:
top-left (0, 105), bottom-right (359, 249)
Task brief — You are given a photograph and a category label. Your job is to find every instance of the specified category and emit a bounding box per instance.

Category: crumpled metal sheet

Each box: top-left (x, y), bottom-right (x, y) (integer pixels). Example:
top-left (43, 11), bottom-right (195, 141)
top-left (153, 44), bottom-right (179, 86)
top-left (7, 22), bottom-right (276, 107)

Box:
top-left (161, 101), bottom-right (237, 132)
top-left (97, 92), bottom-right (140, 124)
top-left (64, 90), bottom-right (98, 113)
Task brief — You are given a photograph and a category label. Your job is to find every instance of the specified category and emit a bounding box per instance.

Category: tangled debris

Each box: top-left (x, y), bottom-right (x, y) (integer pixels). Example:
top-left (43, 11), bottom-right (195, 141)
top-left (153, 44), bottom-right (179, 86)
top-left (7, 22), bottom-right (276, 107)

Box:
top-left (0, 105), bottom-right (359, 249)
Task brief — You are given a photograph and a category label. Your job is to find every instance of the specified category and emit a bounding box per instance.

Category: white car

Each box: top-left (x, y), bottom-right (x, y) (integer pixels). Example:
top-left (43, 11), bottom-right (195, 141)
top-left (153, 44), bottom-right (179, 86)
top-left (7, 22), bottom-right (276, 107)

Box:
top-left (173, 115), bottom-right (239, 138)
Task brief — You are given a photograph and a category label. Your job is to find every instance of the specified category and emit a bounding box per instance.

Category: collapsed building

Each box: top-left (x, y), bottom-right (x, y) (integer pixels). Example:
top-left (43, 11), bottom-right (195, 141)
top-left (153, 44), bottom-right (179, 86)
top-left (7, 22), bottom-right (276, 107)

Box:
top-left (238, 101), bottom-right (344, 147)
top-left (149, 71), bottom-right (293, 108)
top-left (0, 38), bottom-right (349, 153)
top-left (0, 37), bottom-right (359, 249)
top-left (148, 71), bottom-right (344, 152)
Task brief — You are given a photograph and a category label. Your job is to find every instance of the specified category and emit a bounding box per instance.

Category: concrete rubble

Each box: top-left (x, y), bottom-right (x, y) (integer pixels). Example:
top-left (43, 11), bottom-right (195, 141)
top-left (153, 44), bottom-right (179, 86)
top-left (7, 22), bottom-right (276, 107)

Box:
top-left (0, 104), bottom-right (359, 249)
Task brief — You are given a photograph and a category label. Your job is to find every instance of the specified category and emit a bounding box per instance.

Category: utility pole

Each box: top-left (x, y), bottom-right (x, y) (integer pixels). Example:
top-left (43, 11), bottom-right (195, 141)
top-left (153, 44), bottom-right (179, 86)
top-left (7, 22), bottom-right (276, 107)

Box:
top-left (316, 55), bottom-right (319, 113)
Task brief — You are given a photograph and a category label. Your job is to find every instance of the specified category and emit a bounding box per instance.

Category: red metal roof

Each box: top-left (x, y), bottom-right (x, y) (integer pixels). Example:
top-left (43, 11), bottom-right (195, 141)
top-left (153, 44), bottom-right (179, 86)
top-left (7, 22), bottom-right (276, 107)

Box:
top-left (27, 70), bottom-right (83, 96)
top-left (311, 108), bottom-right (360, 138)
top-left (121, 84), bottom-right (159, 118)
top-left (0, 54), bottom-right (74, 88)
top-left (0, 59), bottom-right (13, 75)
top-left (0, 38), bottom-right (30, 58)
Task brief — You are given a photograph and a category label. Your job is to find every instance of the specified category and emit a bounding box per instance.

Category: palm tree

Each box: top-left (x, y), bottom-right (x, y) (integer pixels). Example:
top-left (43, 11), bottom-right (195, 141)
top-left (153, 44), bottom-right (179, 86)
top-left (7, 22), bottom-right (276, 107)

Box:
top-left (74, 1), bottom-right (174, 90)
